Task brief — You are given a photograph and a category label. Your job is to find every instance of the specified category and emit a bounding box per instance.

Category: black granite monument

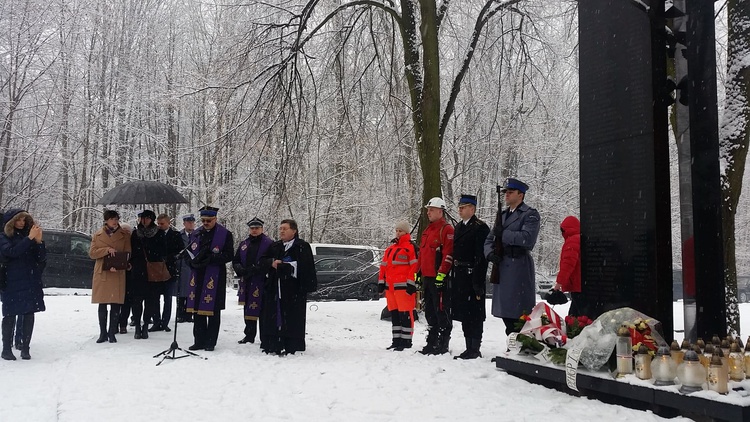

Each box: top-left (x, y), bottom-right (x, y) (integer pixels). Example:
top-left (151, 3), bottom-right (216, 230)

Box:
top-left (578, 0), bottom-right (674, 339)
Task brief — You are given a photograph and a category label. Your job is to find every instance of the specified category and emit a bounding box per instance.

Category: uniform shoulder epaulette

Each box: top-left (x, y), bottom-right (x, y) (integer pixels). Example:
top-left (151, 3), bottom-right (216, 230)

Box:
top-left (473, 218), bottom-right (486, 226)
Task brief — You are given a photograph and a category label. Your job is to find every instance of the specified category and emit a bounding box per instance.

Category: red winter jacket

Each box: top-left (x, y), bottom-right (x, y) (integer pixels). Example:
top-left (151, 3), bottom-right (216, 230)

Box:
top-left (556, 216), bottom-right (581, 293)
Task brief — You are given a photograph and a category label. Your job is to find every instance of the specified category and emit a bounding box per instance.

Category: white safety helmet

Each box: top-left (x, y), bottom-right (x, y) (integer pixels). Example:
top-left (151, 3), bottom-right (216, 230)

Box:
top-left (424, 197), bottom-right (447, 209)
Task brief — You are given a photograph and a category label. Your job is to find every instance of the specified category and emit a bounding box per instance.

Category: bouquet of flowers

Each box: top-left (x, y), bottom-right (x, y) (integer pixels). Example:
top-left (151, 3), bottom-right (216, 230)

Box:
top-left (549, 315), bottom-right (593, 364)
top-left (510, 303), bottom-right (567, 360)
top-left (629, 317), bottom-right (657, 355)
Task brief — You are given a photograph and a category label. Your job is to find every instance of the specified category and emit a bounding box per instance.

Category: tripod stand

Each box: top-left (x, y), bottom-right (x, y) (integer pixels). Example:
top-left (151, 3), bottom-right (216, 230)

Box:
top-left (154, 243), bottom-right (205, 366)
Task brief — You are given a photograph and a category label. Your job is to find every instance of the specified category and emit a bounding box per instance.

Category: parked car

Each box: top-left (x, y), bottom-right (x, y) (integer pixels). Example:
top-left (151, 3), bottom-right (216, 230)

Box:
top-left (535, 272), bottom-right (555, 295)
top-left (42, 230), bottom-right (94, 289)
top-left (737, 276), bottom-right (750, 303)
top-left (311, 256), bottom-right (379, 301)
top-left (310, 243), bottom-right (379, 264)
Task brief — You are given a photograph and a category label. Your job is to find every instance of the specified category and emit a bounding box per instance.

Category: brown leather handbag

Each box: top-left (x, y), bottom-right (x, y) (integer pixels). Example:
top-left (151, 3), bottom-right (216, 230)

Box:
top-left (143, 250), bottom-right (170, 282)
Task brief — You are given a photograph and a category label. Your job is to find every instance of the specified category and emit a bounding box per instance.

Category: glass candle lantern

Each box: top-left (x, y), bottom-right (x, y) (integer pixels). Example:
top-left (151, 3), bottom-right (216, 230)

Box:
top-left (635, 344), bottom-right (652, 380)
top-left (696, 338), bottom-right (706, 353)
top-left (677, 350), bottom-right (706, 393)
top-left (744, 339), bottom-right (750, 379)
top-left (670, 340), bottom-right (684, 365)
top-left (721, 338), bottom-right (731, 363)
top-left (653, 346), bottom-right (677, 385)
top-left (708, 353), bottom-right (729, 394)
top-left (729, 342), bottom-right (745, 381)
top-left (711, 334), bottom-right (722, 348)
top-left (616, 324), bottom-right (633, 377)
top-left (701, 343), bottom-right (715, 369)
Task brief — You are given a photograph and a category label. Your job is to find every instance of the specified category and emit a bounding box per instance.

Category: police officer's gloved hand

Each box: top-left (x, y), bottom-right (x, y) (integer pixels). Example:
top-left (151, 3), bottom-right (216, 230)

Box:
top-left (406, 283), bottom-right (417, 295)
top-left (487, 252), bottom-right (502, 265)
top-left (378, 283), bottom-right (385, 294)
top-left (435, 273), bottom-right (447, 291)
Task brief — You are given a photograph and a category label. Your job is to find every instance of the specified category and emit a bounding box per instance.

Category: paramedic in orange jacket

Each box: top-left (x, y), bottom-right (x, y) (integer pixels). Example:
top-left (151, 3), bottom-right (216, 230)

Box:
top-left (378, 221), bottom-right (418, 351)
top-left (418, 197), bottom-right (455, 355)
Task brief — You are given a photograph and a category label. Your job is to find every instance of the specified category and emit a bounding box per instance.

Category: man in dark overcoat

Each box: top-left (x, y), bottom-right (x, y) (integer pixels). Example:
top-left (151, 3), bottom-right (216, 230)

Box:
top-left (259, 219), bottom-right (317, 355)
top-left (186, 206), bottom-right (234, 351)
top-left (450, 194), bottom-right (490, 359)
top-left (483, 178), bottom-right (541, 338)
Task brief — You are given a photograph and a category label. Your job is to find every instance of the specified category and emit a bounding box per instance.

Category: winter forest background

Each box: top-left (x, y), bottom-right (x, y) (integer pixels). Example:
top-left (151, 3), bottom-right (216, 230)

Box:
top-left (1, 0), bottom-right (748, 279)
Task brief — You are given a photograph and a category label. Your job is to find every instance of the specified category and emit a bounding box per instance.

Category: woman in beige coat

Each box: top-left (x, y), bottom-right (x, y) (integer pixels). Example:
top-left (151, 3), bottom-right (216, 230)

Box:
top-left (89, 210), bottom-right (131, 343)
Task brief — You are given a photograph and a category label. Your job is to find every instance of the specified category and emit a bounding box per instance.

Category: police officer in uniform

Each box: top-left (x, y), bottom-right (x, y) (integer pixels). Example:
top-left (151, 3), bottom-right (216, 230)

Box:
top-left (484, 178), bottom-right (541, 340)
top-left (450, 194), bottom-right (490, 359)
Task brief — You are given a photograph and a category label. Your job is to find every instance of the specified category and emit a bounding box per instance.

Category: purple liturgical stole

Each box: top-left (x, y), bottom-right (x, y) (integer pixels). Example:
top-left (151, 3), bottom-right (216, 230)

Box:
top-left (186, 224), bottom-right (228, 316)
top-left (237, 234), bottom-right (272, 320)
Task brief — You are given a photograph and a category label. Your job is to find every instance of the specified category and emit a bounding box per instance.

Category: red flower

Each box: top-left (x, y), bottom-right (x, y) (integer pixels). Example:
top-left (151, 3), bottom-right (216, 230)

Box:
top-left (565, 315), bottom-right (575, 326)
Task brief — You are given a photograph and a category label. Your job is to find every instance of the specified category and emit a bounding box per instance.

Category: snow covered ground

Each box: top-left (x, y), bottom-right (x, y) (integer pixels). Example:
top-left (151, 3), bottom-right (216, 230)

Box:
top-left (1, 291), bottom-right (748, 422)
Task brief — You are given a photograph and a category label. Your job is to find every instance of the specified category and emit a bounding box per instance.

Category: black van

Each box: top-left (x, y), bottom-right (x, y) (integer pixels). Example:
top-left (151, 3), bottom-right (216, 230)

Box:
top-left (42, 230), bottom-right (94, 289)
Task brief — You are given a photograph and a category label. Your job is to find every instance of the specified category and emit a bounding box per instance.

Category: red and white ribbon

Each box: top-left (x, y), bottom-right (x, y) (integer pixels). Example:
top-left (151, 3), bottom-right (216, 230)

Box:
top-left (520, 302), bottom-right (567, 347)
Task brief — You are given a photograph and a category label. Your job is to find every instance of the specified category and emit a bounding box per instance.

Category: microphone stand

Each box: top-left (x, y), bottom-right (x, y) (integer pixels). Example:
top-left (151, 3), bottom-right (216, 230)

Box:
top-left (154, 243), bottom-right (205, 366)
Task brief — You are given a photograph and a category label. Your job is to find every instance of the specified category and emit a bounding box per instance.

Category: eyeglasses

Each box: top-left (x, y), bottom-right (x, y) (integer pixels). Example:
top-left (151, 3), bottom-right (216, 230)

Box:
top-left (201, 218), bottom-right (215, 223)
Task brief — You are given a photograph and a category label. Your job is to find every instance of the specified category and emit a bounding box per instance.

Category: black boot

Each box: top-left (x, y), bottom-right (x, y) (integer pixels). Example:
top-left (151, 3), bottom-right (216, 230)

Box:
top-left (398, 338), bottom-right (412, 350)
top-left (419, 327), bottom-right (439, 355)
top-left (96, 307), bottom-right (108, 343)
top-left (108, 305), bottom-right (120, 343)
top-left (454, 337), bottom-right (472, 359)
top-left (141, 323), bottom-right (149, 339)
top-left (134, 324), bottom-right (142, 339)
top-left (434, 329), bottom-right (450, 355)
top-left (20, 314), bottom-right (33, 360)
top-left (1, 316), bottom-right (16, 361)
top-left (387, 338), bottom-right (402, 350)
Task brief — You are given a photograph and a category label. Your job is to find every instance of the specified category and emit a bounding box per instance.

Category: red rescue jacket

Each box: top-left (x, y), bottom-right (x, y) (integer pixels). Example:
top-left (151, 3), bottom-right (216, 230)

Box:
top-left (378, 234), bottom-right (419, 290)
top-left (418, 217), bottom-right (454, 277)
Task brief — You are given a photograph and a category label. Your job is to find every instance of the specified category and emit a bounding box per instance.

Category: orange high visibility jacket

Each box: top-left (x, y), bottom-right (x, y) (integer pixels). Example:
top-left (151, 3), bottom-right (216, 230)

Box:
top-left (378, 234), bottom-right (418, 290)
top-left (418, 218), bottom-right (454, 277)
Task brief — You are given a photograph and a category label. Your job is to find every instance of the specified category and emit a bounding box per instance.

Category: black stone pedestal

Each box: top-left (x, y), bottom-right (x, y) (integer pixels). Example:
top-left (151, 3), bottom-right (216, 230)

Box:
top-left (495, 355), bottom-right (750, 422)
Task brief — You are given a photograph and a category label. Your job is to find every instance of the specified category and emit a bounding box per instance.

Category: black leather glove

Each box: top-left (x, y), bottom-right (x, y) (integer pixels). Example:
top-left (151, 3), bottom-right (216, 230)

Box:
top-left (378, 283), bottom-right (385, 294)
top-left (487, 252), bottom-right (502, 265)
top-left (232, 263), bottom-right (245, 277)
top-left (406, 284), bottom-right (417, 295)
top-left (473, 283), bottom-right (485, 297)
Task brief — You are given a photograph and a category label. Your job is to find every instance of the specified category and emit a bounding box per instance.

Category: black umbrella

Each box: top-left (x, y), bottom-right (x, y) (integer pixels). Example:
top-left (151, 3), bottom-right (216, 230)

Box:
top-left (96, 180), bottom-right (189, 205)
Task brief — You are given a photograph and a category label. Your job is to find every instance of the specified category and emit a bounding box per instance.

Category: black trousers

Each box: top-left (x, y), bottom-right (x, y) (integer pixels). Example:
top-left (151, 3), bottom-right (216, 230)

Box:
top-left (244, 319), bottom-right (258, 341)
top-left (460, 320), bottom-right (483, 340)
top-left (422, 277), bottom-right (452, 335)
top-left (193, 311), bottom-right (221, 347)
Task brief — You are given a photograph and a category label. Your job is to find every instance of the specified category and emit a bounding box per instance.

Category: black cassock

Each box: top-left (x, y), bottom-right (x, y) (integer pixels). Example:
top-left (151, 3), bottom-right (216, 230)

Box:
top-left (259, 237), bottom-right (317, 354)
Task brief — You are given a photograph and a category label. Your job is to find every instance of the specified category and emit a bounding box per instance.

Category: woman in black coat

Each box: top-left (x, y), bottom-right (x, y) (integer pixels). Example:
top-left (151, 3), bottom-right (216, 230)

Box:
top-left (0, 209), bottom-right (46, 360)
top-left (128, 210), bottom-right (166, 339)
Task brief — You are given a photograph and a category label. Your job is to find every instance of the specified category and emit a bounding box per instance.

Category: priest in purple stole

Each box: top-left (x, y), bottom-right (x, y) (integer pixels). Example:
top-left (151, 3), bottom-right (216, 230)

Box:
top-left (232, 217), bottom-right (273, 344)
top-left (186, 206), bottom-right (234, 351)
top-left (259, 219), bottom-right (317, 355)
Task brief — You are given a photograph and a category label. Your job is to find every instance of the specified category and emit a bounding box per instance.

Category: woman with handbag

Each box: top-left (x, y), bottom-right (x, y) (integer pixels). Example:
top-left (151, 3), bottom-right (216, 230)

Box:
top-left (89, 209), bottom-right (131, 343)
top-left (129, 210), bottom-right (167, 339)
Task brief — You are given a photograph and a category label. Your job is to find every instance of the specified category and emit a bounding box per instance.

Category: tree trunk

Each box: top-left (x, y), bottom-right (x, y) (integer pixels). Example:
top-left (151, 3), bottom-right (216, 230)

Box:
top-left (721, 0), bottom-right (750, 336)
